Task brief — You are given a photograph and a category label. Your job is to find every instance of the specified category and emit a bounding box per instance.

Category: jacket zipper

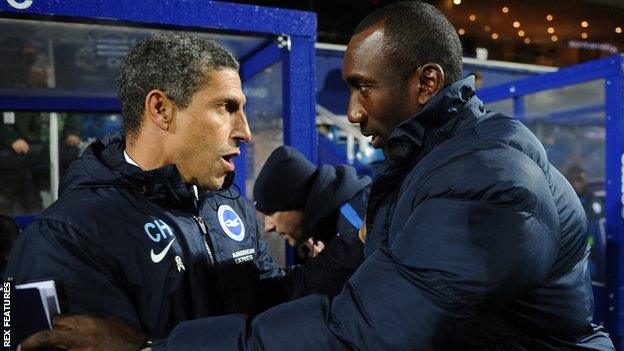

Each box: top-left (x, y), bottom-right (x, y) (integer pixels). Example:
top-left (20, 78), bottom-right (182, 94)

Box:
top-left (194, 215), bottom-right (215, 266)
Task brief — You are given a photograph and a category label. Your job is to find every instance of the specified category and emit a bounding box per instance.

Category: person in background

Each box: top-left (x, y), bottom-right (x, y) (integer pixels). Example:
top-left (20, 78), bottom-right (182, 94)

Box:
top-left (0, 42), bottom-right (82, 213)
top-left (254, 145), bottom-right (370, 256)
top-left (253, 145), bottom-right (369, 295)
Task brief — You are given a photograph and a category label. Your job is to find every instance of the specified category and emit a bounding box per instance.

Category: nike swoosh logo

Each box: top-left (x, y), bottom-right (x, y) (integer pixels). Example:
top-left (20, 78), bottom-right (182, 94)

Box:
top-left (150, 238), bottom-right (176, 263)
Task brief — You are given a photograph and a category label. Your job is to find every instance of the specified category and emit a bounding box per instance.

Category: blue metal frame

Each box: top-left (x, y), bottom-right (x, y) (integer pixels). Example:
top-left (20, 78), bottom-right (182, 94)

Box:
top-left (0, 0), bottom-right (316, 38)
top-left (604, 56), bottom-right (624, 346)
top-left (478, 55), bottom-right (621, 103)
top-left (0, 94), bottom-right (120, 112)
top-left (479, 54), bottom-right (624, 347)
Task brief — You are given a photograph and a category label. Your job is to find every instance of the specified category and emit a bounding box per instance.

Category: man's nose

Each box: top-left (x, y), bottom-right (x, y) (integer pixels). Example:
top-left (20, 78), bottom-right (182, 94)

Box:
top-left (264, 217), bottom-right (276, 232)
top-left (347, 97), bottom-right (366, 124)
top-left (232, 111), bottom-right (252, 144)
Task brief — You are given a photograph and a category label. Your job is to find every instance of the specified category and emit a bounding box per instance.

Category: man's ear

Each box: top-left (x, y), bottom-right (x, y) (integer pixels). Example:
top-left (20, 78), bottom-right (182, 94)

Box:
top-left (413, 62), bottom-right (445, 106)
top-left (145, 90), bottom-right (175, 131)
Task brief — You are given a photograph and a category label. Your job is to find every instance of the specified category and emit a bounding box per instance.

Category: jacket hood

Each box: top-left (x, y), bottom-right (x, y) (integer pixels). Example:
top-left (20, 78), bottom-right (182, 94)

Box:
top-left (303, 165), bottom-right (371, 241)
top-left (385, 76), bottom-right (486, 167)
top-left (59, 132), bottom-right (199, 211)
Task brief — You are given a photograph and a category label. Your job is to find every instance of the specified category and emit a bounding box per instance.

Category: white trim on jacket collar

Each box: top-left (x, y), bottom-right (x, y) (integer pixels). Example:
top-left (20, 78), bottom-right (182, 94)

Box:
top-left (123, 150), bottom-right (199, 200)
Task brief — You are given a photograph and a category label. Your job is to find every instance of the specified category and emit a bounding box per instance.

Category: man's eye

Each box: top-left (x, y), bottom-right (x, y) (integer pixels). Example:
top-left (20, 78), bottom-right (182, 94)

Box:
top-left (219, 103), bottom-right (237, 114)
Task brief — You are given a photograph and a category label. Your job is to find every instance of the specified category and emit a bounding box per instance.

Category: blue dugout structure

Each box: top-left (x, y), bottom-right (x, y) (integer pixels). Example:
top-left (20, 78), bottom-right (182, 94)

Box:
top-left (479, 54), bottom-right (624, 347)
top-left (0, 0), bottom-right (317, 265)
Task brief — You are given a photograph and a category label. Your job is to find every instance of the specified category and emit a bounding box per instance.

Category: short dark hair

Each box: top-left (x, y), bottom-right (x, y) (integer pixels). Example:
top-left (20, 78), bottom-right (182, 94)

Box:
top-left (354, 1), bottom-right (463, 85)
top-left (117, 33), bottom-right (239, 138)
top-left (0, 215), bottom-right (20, 257)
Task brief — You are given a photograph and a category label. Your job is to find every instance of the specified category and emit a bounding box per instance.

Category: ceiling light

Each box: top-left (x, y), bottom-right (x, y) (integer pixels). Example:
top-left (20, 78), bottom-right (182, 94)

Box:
top-left (484, 25), bottom-right (491, 31)
top-left (581, 21), bottom-right (589, 28)
top-left (469, 14), bottom-right (476, 21)
top-left (551, 35), bottom-right (558, 42)
top-left (581, 32), bottom-right (588, 39)
top-left (502, 6), bottom-right (509, 13)
top-left (491, 33), bottom-right (499, 40)
top-left (524, 38), bottom-right (531, 44)
top-left (513, 21), bottom-right (521, 28)
top-left (616, 27), bottom-right (622, 34)
top-left (458, 28), bottom-right (466, 35)
top-left (547, 27), bottom-right (555, 34)
top-left (546, 14), bottom-right (553, 21)
top-left (453, 0), bottom-right (461, 5)
top-left (518, 30), bottom-right (525, 37)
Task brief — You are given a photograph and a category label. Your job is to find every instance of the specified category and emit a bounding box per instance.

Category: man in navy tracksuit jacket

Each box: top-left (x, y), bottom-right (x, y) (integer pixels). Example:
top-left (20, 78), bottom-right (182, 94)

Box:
top-left (10, 33), bottom-right (363, 349)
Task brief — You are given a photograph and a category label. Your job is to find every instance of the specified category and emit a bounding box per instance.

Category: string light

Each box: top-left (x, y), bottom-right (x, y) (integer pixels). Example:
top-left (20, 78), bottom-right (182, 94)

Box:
top-left (551, 35), bottom-right (558, 42)
top-left (547, 27), bottom-right (555, 34)
top-left (458, 28), bottom-right (466, 35)
top-left (546, 14), bottom-right (553, 21)
top-left (491, 33), bottom-right (499, 40)
top-left (518, 30), bottom-right (525, 37)
top-left (524, 38), bottom-right (531, 44)
top-left (453, 0), bottom-right (461, 5)
top-left (581, 32), bottom-right (588, 39)
top-left (513, 21), bottom-right (521, 28)
top-left (616, 27), bottom-right (622, 34)
top-left (581, 21), bottom-right (589, 28)
top-left (484, 25), bottom-right (491, 32)
top-left (469, 14), bottom-right (476, 21)
top-left (502, 6), bottom-right (509, 13)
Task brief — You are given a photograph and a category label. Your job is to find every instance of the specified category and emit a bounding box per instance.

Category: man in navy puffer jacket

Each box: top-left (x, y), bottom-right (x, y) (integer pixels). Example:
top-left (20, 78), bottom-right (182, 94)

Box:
top-left (154, 2), bottom-right (615, 350)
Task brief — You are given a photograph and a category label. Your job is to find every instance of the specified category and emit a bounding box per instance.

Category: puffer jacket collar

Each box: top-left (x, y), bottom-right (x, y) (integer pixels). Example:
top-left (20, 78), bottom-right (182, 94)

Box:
top-left (384, 76), bottom-right (486, 169)
top-left (366, 77), bottom-right (487, 231)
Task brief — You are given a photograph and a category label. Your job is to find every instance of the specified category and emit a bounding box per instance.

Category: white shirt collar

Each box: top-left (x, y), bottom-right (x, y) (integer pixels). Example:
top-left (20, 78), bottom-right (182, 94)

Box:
top-left (123, 150), bottom-right (142, 169)
top-left (124, 150), bottom-right (199, 200)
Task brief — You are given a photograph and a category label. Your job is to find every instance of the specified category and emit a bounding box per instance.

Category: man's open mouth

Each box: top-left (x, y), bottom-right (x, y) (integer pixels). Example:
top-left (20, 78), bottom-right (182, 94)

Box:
top-left (220, 152), bottom-right (239, 171)
top-left (362, 132), bottom-right (382, 148)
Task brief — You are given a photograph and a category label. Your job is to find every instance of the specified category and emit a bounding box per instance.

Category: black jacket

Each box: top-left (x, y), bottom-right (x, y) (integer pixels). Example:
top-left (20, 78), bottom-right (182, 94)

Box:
top-left (304, 164), bottom-right (370, 244)
top-left (6, 134), bottom-right (362, 340)
top-left (284, 164), bottom-right (369, 298)
top-left (162, 77), bottom-right (614, 350)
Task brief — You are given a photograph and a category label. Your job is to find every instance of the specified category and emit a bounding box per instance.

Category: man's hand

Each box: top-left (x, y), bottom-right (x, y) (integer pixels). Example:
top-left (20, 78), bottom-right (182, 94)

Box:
top-left (64, 135), bottom-right (81, 147)
top-left (358, 215), bottom-right (367, 244)
top-left (19, 314), bottom-right (146, 351)
top-left (11, 139), bottom-right (29, 154)
top-left (305, 238), bottom-right (325, 257)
